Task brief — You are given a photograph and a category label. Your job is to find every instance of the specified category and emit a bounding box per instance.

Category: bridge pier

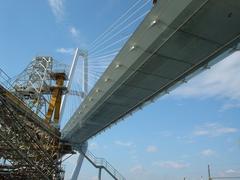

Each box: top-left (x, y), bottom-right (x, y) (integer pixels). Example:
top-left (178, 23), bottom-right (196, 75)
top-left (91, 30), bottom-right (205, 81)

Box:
top-left (71, 142), bottom-right (88, 180)
top-left (98, 168), bottom-right (102, 180)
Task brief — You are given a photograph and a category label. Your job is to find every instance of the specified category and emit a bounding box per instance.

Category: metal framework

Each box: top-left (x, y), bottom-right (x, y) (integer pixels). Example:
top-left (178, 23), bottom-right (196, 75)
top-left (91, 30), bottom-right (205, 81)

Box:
top-left (12, 56), bottom-right (53, 117)
top-left (0, 50), bottom-right (125, 179)
top-left (81, 148), bottom-right (126, 180)
top-left (0, 84), bottom-right (63, 179)
top-left (0, 59), bottom-right (72, 179)
top-left (45, 72), bottom-right (68, 127)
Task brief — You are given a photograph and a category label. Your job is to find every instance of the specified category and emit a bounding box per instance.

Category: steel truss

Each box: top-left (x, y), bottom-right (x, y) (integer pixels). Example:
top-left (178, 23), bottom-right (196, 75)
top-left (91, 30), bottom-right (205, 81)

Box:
top-left (11, 56), bottom-right (53, 117)
top-left (0, 53), bottom-right (84, 179)
top-left (0, 84), bottom-right (70, 179)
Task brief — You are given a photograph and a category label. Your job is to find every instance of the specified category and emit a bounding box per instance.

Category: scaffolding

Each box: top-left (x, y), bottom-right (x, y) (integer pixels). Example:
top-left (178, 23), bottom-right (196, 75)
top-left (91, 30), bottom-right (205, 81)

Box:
top-left (0, 57), bottom-right (73, 179)
top-left (0, 52), bottom-right (125, 179)
top-left (11, 56), bottom-right (53, 117)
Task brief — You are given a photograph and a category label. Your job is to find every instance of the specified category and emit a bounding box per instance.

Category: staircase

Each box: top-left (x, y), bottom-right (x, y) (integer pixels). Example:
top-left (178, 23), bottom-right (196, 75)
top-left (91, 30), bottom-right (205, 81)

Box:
top-left (82, 149), bottom-right (126, 180)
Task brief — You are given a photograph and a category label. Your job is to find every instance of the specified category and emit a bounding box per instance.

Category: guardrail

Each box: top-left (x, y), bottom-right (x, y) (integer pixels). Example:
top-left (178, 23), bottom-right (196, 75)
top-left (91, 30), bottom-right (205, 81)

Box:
top-left (0, 68), bottom-right (47, 120)
top-left (84, 149), bottom-right (126, 180)
top-left (0, 68), bottom-right (13, 90)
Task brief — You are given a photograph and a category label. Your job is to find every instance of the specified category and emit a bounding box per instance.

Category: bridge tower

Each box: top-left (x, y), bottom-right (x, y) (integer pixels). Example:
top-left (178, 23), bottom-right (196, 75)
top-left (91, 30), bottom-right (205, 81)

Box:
top-left (60, 48), bottom-right (90, 180)
top-left (60, 48), bottom-right (89, 126)
top-left (68, 49), bottom-right (126, 180)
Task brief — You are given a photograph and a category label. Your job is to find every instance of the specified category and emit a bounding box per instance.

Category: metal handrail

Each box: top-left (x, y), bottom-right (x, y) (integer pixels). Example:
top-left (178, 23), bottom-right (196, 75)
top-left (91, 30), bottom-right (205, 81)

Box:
top-left (0, 68), bottom-right (48, 120)
top-left (0, 68), bottom-right (13, 90)
top-left (84, 150), bottom-right (126, 180)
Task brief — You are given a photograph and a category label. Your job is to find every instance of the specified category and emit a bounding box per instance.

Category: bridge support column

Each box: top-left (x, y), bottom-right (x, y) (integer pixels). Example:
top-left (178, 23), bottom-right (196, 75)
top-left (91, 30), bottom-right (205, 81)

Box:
top-left (98, 168), bottom-right (102, 180)
top-left (71, 142), bottom-right (88, 180)
top-left (208, 164), bottom-right (212, 180)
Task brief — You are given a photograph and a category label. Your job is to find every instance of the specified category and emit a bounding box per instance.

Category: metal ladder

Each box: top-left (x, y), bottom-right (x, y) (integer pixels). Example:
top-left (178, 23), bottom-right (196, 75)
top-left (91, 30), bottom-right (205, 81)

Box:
top-left (82, 149), bottom-right (126, 180)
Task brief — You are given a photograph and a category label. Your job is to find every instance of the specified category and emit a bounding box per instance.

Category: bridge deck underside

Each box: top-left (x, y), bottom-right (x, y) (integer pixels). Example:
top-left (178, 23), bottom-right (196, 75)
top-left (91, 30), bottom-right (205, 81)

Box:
top-left (63, 0), bottom-right (240, 144)
top-left (0, 85), bottom-right (62, 179)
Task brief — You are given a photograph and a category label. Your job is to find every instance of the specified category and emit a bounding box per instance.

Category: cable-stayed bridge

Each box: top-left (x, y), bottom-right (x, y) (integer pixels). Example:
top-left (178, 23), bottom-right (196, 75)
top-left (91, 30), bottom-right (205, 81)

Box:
top-left (0, 0), bottom-right (240, 179)
top-left (63, 0), bottom-right (240, 147)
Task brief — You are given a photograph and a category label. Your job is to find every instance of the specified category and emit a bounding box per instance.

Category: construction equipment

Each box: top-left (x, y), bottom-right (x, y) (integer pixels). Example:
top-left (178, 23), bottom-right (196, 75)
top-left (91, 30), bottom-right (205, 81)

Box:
top-left (0, 57), bottom-right (73, 179)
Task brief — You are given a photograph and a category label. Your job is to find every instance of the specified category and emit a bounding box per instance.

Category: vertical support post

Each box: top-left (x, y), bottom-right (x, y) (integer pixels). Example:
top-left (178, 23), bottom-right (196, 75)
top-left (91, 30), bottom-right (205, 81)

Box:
top-left (66, 49), bottom-right (88, 180)
top-left (208, 164), bottom-right (211, 180)
top-left (60, 48), bottom-right (79, 125)
top-left (59, 48), bottom-right (88, 126)
top-left (98, 168), bottom-right (102, 180)
top-left (45, 73), bottom-right (66, 126)
top-left (35, 57), bottom-right (52, 115)
top-left (67, 48), bottom-right (80, 89)
top-left (71, 142), bottom-right (88, 180)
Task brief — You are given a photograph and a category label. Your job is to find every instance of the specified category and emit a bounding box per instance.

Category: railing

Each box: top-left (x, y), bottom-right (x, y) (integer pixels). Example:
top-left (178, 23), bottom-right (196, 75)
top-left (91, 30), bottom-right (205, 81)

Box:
top-left (0, 68), bottom-right (13, 90)
top-left (0, 68), bottom-right (47, 120)
top-left (84, 150), bottom-right (126, 180)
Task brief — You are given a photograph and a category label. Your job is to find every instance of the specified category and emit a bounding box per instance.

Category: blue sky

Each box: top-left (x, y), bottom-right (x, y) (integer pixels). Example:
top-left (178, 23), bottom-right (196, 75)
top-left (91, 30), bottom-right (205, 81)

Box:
top-left (0, 1), bottom-right (240, 180)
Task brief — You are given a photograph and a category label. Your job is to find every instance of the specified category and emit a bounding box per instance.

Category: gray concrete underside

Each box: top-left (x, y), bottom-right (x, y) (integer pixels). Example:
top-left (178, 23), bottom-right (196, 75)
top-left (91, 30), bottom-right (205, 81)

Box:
top-left (62, 0), bottom-right (240, 145)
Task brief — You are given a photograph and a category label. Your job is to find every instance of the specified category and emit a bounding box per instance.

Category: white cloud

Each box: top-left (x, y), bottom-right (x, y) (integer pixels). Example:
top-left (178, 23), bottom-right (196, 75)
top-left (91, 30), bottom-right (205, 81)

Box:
top-left (220, 102), bottom-right (240, 111)
top-left (153, 161), bottom-right (189, 169)
top-left (89, 142), bottom-right (99, 150)
top-left (146, 145), bottom-right (158, 153)
top-left (158, 131), bottom-right (173, 137)
top-left (225, 169), bottom-right (236, 174)
top-left (177, 136), bottom-right (195, 144)
top-left (194, 130), bottom-right (209, 136)
top-left (201, 149), bottom-right (216, 157)
top-left (48, 0), bottom-right (65, 21)
top-left (114, 140), bottom-right (134, 147)
top-left (69, 27), bottom-right (86, 46)
top-left (69, 26), bottom-right (80, 38)
top-left (194, 123), bottom-right (238, 137)
top-left (91, 176), bottom-right (98, 180)
top-left (172, 51), bottom-right (240, 101)
top-left (218, 169), bottom-right (240, 177)
top-left (56, 48), bottom-right (74, 55)
top-left (130, 165), bottom-right (145, 174)
top-left (128, 165), bottom-right (156, 179)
